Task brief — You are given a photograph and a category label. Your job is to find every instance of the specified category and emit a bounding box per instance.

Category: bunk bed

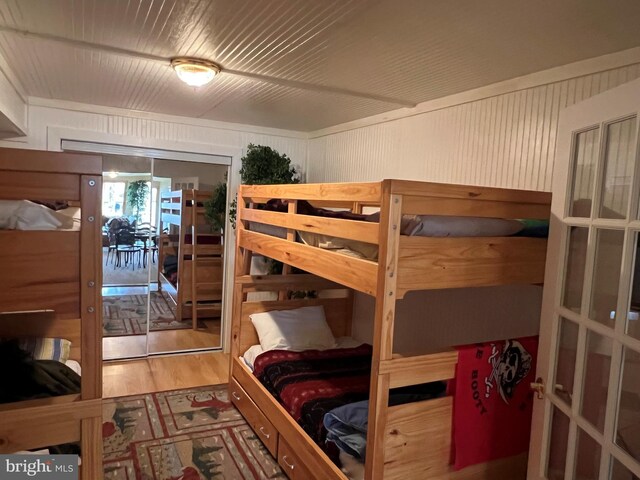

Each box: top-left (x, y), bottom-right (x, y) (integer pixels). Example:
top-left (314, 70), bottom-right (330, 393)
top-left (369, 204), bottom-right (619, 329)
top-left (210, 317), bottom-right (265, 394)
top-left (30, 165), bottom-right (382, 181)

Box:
top-left (158, 189), bottom-right (223, 328)
top-left (0, 147), bottom-right (103, 479)
top-left (229, 179), bottom-right (552, 480)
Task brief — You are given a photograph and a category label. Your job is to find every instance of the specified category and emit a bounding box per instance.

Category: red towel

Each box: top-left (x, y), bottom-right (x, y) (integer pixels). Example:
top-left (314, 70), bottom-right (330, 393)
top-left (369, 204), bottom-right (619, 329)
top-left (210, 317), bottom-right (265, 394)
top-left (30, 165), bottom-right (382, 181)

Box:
top-left (451, 336), bottom-right (538, 470)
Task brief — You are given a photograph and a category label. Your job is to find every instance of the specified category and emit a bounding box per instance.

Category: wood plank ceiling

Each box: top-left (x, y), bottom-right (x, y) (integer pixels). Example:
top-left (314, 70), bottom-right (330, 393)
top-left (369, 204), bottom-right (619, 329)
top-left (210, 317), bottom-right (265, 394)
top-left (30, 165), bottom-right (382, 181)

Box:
top-left (0, 0), bottom-right (639, 131)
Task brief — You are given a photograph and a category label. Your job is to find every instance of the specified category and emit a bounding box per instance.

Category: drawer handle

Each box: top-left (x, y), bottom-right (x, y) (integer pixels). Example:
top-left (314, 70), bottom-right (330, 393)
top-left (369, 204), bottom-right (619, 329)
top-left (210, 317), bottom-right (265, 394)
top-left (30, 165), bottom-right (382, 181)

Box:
top-left (259, 426), bottom-right (270, 439)
top-left (282, 455), bottom-right (295, 470)
top-left (231, 392), bottom-right (241, 401)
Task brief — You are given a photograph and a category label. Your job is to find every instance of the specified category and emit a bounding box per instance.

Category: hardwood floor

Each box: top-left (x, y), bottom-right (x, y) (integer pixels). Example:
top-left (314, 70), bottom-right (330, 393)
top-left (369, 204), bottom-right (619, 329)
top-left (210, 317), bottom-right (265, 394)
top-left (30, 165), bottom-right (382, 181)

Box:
top-left (102, 285), bottom-right (222, 360)
top-left (103, 351), bottom-right (230, 398)
top-left (102, 319), bottom-right (221, 359)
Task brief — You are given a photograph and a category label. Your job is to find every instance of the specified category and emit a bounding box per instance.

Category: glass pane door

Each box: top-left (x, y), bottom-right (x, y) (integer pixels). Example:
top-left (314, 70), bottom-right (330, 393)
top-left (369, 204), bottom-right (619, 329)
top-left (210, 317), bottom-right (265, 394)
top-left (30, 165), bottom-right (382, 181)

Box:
top-left (542, 112), bottom-right (640, 479)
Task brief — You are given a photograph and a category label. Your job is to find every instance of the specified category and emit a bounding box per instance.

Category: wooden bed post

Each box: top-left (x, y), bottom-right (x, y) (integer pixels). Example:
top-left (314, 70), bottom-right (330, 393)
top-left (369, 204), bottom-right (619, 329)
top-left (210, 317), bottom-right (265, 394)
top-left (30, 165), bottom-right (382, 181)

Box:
top-left (80, 174), bottom-right (102, 400)
top-left (279, 200), bottom-right (298, 300)
top-left (365, 182), bottom-right (403, 480)
top-left (230, 187), bottom-right (253, 379)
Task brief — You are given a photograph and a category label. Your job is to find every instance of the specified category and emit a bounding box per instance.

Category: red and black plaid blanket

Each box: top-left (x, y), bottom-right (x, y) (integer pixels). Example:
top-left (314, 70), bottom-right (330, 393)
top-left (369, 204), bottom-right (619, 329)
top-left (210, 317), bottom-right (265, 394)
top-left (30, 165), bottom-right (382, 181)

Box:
top-left (252, 344), bottom-right (372, 445)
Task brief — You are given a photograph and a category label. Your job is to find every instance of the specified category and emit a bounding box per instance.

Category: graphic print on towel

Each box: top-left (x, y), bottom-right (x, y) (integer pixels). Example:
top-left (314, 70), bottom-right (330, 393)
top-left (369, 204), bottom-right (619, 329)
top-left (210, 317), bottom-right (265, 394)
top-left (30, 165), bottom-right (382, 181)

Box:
top-left (452, 336), bottom-right (538, 470)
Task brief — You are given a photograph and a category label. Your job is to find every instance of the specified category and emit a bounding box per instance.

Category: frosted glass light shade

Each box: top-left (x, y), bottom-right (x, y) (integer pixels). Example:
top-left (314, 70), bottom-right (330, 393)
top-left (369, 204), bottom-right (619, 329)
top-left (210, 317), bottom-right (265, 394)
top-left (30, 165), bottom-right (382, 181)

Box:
top-left (171, 58), bottom-right (220, 87)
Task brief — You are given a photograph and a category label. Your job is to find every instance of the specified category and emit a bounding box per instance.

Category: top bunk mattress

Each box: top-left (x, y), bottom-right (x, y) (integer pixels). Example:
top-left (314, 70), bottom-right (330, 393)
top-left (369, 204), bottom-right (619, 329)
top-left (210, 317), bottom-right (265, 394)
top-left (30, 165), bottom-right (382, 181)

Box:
top-left (249, 200), bottom-right (548, 260)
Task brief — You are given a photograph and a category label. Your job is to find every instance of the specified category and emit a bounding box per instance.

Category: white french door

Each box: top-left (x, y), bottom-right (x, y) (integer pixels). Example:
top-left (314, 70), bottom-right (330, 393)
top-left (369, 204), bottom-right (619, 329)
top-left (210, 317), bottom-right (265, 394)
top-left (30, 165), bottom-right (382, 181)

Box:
top-left (528, 78), bottom-right (640, 480)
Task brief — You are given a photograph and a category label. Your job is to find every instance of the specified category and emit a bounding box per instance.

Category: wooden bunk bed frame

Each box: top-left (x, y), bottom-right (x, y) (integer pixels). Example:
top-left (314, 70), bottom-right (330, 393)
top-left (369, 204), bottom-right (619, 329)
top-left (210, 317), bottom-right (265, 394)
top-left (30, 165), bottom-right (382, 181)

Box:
top-left (230, 179), bottom-right (552, 480)
top-left (0, 148), bottom-right (103, 479)
top-left (158, 189), bottom-right (223, 327)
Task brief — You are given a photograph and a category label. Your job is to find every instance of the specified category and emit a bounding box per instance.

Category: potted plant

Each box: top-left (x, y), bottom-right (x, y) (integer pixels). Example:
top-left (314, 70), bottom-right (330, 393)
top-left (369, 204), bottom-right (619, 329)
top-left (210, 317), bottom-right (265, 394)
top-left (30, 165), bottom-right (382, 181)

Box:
top-left (229, 144), bottom-right (300, 228)
top-left (126, 180), bottom-right (149, 223)
top-left (204, 181), bottom-right (227, 233)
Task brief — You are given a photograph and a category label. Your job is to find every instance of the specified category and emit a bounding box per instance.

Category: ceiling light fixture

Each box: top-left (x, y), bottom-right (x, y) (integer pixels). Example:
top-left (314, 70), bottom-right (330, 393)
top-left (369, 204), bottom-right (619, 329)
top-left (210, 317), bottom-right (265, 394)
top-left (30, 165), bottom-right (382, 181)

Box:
top-left (107, 171), bottom-right (119, 179)
top-left (171, 58), bottom-right (221, 87)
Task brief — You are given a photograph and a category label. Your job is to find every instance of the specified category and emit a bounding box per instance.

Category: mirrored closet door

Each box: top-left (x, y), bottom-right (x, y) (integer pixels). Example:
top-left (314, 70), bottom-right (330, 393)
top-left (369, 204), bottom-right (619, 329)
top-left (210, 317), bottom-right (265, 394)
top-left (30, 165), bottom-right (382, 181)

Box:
top-left (150, 159), bottom-right (227, 355)
top-left (102, 155), bottom-right (152, 360)
top-left (99, 154), bottom-right (228, 360)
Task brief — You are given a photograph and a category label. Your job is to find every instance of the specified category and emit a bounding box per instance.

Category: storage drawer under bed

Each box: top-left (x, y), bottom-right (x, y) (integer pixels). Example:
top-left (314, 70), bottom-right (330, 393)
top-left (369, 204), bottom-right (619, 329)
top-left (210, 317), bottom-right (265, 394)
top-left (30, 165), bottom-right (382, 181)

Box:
top-left (277, 437), bottom-right (315, 480)
top-left (229, 377), bottom-right (278, 456)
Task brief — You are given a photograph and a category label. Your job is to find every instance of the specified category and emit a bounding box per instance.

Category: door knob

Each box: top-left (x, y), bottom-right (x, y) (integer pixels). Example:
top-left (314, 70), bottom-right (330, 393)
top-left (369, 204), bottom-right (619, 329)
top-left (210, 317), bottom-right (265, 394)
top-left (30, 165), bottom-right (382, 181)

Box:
top-left (530, 377), bottom-right (545, 400)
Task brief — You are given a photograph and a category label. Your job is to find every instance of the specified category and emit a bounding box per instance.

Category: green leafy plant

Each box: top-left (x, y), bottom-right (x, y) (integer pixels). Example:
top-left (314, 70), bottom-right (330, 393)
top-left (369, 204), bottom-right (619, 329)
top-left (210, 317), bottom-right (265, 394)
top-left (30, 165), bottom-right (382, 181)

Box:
top-left (230, 143), bottom-right (300, 228)
top-left (126, 180), bottom-right (149, 222)
top-left (204, 181), bottom-right (227, 232)
top-left (239, 144), bottom-right (300, 186)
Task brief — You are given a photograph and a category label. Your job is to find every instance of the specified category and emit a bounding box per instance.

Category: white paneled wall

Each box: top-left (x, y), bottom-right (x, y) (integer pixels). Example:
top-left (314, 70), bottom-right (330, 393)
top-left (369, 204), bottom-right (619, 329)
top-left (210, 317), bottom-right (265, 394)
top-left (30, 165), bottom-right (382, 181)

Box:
top-left (307, 63), bottom-right (640, 352)
top-left (0, 103), bottom-right (308, 165)
top-left (308, 63), bottom-right (640, 192)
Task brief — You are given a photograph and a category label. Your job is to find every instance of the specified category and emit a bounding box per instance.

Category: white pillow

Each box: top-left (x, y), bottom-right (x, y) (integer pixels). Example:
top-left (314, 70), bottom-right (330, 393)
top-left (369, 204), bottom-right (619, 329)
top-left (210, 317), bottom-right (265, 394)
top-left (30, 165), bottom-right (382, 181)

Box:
top-left (250, 305), bottom-right (337, 351)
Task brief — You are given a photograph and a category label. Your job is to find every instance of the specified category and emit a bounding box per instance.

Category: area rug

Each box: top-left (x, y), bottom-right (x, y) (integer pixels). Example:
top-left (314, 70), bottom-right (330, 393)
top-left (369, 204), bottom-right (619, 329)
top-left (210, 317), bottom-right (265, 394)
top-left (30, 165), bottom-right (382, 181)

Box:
top-left (103, 385), bottom-right (285, 479)
top-left (103, 292), bottom-right (200, 337)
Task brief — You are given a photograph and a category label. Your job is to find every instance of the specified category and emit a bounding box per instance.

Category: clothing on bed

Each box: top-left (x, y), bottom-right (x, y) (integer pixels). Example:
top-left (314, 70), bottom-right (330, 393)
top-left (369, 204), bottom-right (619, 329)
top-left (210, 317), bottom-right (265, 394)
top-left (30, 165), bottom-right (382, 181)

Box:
top-left (0, 200), bottom-right (77, 230)
top-left (163, 254), bottom-right (178, 283)
top-left (451, 336), bottom-right (538, 470)
top-left (253, 345), bottom-right (373, 446)
top-left (323, 382), bottom-right (447, 461)
top-left (0, 340), bottom-right (81, 404)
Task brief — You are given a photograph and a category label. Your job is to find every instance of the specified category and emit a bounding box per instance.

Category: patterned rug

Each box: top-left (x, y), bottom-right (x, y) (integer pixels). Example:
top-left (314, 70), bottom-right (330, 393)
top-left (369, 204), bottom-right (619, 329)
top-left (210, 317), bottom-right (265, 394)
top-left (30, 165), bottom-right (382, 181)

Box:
top-left (103, 292), bottom-right (197, 337)
top-left (103, 385), bottom-right (285, 479)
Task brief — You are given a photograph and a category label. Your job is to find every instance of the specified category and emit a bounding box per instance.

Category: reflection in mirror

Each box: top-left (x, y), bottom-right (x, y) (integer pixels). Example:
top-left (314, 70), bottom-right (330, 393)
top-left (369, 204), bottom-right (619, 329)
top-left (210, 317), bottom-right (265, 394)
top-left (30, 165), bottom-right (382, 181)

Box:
top-left (150, 158), bottom-right (228, 354)
top-left (101, 155), bottom-right (152, 360)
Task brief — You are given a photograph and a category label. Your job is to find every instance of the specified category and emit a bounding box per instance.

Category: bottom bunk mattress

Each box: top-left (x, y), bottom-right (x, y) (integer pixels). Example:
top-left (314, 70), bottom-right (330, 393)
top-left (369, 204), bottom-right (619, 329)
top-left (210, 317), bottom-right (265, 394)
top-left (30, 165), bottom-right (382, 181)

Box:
top-left (251, 344), bottom-right (446, 455)
top-left (252, 344), bottom-right (373, 445)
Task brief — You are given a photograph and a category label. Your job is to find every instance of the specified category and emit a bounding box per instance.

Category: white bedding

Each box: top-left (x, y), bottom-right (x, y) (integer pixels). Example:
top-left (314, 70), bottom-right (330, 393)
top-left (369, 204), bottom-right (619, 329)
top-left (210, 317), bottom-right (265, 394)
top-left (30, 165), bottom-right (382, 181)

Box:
top-left (65, 359), bottom-right (81, 376)
top-left (242, 336), bottom-right (363, 371)
top-left (0, 200), bottom-right (81, 231)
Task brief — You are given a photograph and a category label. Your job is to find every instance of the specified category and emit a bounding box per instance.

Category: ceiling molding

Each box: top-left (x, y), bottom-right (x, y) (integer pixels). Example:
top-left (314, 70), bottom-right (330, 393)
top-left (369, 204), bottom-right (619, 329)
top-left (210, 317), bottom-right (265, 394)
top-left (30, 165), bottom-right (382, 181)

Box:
top-left (308, 46), bottom-right (640, 139)
top-left (0, 25), bottom-right (415, 109)
top-left (28, 97), bottom-right (309, 139)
